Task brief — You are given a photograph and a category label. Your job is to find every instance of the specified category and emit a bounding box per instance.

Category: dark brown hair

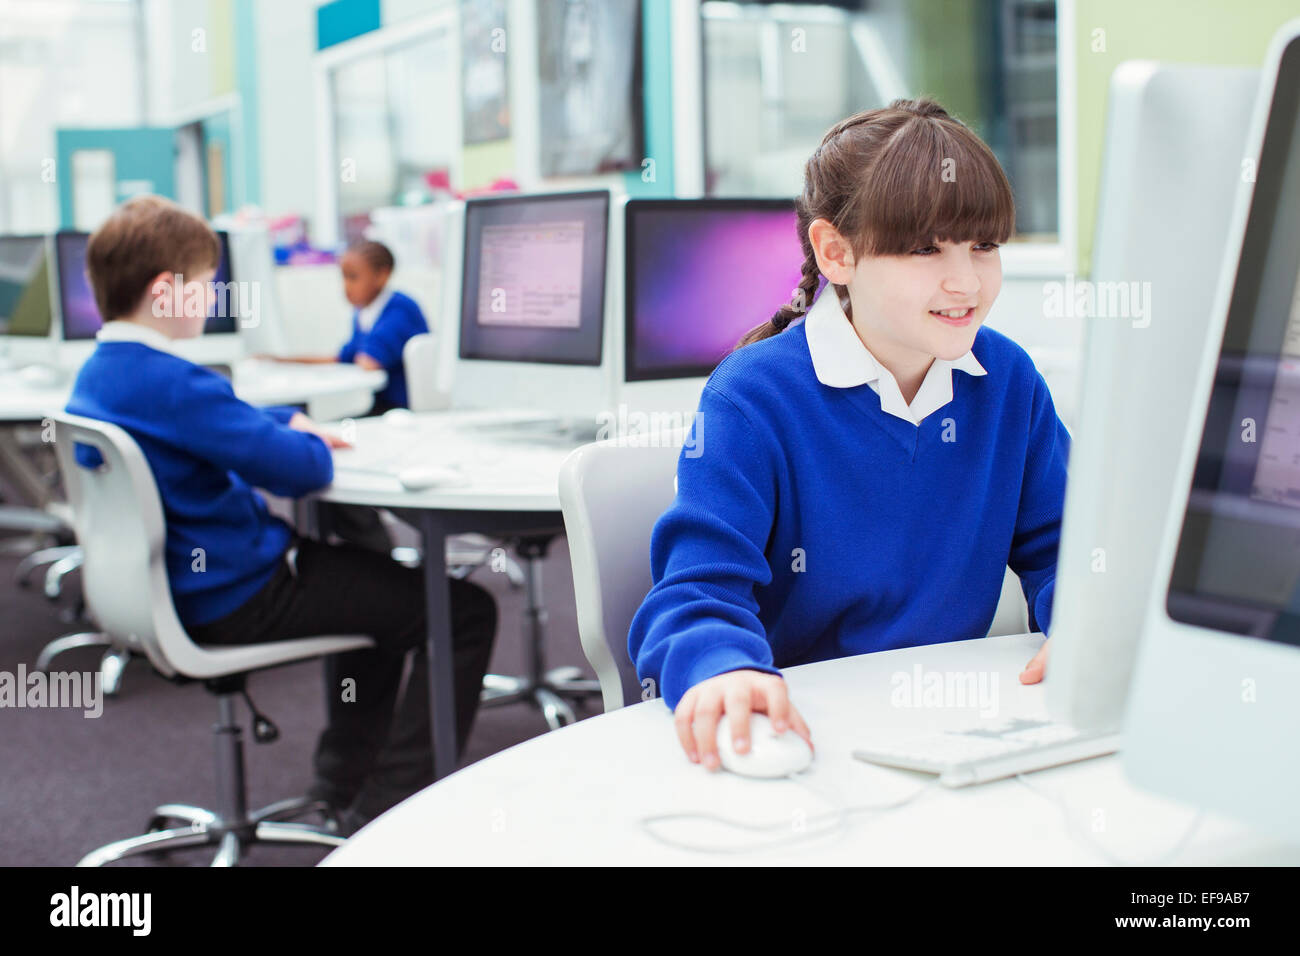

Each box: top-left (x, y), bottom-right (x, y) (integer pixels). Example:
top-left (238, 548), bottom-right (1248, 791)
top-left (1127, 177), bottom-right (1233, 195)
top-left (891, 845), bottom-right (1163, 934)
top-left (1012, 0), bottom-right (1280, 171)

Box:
top-left (85, 195), bottom-right (221, 321)
top-left (346, 239), bottom-right (395, 274)
top-left (736, 97), bottom-right (1015, 348)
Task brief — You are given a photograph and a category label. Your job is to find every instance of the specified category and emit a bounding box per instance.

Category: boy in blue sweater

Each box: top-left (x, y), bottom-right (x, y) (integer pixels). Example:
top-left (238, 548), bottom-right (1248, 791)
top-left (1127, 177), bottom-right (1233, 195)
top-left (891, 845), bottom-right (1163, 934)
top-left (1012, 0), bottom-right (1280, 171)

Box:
top-left (66, 196), bottom-right (496, 830)
top-left (629, 99), bottom-right (1068, 770)
top-left (272, 239), bottom-right (428, 415)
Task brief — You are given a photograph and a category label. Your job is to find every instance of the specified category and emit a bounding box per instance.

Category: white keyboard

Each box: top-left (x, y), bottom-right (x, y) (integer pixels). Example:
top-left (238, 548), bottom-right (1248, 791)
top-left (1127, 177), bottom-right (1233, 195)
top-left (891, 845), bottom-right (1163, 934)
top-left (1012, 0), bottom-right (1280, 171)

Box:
top-left (852, 718), bottom-right (1120, 787)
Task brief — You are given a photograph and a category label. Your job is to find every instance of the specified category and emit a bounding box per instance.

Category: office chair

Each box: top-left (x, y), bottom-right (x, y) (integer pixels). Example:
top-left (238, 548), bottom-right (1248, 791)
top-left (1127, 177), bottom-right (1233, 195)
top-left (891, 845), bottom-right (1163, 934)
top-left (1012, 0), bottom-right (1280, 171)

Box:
top-left (559, 440), bottom-right (1032, 712)
top-left (401, 332), bottom-right (450, 412)
top-left (52, 413), bottom-right (375, 867)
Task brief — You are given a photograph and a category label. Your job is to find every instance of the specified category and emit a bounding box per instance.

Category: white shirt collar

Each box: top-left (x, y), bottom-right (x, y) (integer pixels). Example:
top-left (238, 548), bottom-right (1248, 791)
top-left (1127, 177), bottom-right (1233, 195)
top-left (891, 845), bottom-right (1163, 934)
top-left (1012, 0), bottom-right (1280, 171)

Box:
top-left (356, 288), bottom-right (393, 333)
top-left (804, 289), bottom-right (986, 425)
top-left (95, 321), bottom-right (185, 357)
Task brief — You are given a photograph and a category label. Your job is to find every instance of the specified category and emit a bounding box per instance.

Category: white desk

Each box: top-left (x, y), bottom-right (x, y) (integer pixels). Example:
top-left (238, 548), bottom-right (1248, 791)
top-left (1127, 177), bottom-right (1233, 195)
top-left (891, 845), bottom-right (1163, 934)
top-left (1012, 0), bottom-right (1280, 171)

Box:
top-left (322, 632), bottom-right (1300, 866)
top-left (0, 361), bottom-right (386, 512)
top-left (230, 358), bottom-right (385, 419)
top-left (311, 409), bottom-right (589, 780)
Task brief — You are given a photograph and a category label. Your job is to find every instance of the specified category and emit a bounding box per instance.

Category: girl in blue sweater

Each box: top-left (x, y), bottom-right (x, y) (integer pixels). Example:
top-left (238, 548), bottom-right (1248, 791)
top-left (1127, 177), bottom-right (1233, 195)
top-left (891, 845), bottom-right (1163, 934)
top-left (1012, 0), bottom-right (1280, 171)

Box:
top-left (628, 98), bottom-right (1068, 770)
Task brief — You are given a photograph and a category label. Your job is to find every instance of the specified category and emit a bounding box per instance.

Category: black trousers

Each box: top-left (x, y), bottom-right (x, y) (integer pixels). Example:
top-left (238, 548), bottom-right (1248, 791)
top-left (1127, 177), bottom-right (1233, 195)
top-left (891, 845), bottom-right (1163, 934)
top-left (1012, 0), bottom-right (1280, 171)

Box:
top-left (188, 537), bottom-right (497, 818)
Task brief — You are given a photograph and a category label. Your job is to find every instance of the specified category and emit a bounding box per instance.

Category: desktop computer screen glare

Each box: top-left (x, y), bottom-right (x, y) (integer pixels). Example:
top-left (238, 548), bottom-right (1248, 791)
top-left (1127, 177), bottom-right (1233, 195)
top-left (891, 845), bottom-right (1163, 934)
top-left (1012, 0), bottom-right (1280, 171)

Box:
top-left (624, 201), bottom-right (812, 381)
top-left (56, 230), bottom-right (235, 340)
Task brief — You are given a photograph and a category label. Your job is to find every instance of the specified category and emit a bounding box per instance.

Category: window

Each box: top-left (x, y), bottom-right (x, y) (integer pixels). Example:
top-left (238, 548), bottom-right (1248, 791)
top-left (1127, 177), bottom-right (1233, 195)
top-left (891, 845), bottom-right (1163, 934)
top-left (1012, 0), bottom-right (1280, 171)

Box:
top-left (701, 0), bottom-right (1061, 245)
top-left (329, 27), bottom-right (458, 242)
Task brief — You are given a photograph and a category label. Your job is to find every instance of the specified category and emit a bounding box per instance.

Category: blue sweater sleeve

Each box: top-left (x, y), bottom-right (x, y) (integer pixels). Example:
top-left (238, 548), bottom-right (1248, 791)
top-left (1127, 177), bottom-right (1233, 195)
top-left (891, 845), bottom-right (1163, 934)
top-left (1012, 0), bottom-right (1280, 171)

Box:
top-left (1009, 371), bottom-right (1070, 634)
top-left (166, 365), bottom-right (334, 498)
top-left (338, 318), bottom-right (360, 364)
top-left (263, 405), bottom-right (299, 425)
top-left (358, 299), bottom-right (426, 369)
top-left (628, 384), bottom-right (783, 710)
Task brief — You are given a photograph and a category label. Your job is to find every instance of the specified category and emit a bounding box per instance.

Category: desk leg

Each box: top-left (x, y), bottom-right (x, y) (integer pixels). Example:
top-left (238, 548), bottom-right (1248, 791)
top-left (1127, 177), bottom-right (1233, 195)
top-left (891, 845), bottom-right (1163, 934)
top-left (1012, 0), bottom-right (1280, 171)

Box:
top-left (418, 512), bottom-right (459, 780)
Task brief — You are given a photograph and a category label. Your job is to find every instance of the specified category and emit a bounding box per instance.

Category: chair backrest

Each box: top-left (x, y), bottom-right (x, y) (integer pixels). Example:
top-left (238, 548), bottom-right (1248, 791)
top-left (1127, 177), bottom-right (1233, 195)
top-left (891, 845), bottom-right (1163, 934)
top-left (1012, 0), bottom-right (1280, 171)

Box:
top-left (51, 413), bottom-right (195, 678)
top-left (989, 566), bottom-right (1030, 637)
top-left (402, 332), bottom-right (449, 412)
top-left (560, 439), bottom-right (1033, 712)
top-left (560, 441), bottom-right (680, 711)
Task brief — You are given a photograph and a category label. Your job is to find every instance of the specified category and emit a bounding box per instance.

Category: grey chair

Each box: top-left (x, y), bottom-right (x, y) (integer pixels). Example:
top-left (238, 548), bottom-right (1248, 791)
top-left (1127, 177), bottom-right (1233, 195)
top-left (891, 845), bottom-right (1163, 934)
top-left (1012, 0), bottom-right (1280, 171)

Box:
top-left (52, 413), bottom-right (375, 867)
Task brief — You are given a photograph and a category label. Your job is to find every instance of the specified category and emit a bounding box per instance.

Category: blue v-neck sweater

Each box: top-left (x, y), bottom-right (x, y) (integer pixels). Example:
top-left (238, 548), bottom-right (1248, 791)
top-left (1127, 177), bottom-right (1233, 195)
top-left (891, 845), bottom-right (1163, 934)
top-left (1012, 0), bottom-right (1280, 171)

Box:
top-left (66, 342), bottom-right (333, 628)
top-left (628, 322), bottom-right (1070, 709)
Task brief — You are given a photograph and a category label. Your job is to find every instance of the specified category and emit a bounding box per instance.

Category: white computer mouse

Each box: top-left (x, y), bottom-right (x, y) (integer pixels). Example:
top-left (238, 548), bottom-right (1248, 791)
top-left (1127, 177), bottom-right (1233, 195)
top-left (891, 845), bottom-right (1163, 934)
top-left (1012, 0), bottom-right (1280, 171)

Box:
top-left (715, 713), bottom-right (813, 778)
top-left (397, 465), bottom-right (467, 491)
top-left (17, 364), bottom-right (65, 388)
top-left (383, 408), bottom-right (417, 428)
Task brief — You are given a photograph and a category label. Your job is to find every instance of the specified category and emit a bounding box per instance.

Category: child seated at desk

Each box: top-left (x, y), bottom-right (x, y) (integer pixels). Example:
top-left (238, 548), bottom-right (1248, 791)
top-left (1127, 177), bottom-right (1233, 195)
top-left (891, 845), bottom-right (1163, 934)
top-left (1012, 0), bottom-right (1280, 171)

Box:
top-left (271, 239), bottom-right (428, 415)
top-left (629, 99), bottom-right (1068, 772)
top-left (65, 196), bottom-right (497, 832)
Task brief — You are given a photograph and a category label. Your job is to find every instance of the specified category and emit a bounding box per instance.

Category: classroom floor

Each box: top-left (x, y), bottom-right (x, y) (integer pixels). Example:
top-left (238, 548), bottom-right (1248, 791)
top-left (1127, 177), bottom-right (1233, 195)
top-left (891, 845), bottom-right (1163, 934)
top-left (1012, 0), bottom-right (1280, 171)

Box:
top-left (0, 533), bottom-right (599, 866)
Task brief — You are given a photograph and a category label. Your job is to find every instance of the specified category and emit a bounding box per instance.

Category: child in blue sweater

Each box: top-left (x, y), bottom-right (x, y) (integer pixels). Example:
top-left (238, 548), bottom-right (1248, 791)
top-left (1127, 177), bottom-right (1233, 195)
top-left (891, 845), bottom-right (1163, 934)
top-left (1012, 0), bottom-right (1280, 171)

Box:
top-left (628, 99), bottom-right (1068, 770)
top-left (66, 196), bottom-right (496, 830)
top-left (273, 239), bottom-right (428, 414)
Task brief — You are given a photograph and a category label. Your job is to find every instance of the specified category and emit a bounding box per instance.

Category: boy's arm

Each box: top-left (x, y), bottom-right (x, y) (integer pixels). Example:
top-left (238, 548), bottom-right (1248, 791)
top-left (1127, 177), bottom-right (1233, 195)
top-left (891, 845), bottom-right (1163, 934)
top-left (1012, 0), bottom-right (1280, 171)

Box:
top-left (166, 367), bottom-right (335, 497)
top-left (338, 319), bottom-right (361, 364)
top-left (628, 385), bottom-right (782, 710)
top-left (355, 303), bottom-right (424, 370)
top-left (1008, 371), bottom-right (1071, 633)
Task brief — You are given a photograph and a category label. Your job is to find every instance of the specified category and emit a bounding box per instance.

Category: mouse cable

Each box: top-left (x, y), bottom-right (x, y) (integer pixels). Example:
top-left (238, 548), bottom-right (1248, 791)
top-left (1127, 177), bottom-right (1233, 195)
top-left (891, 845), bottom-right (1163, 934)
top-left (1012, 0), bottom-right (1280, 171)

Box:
top-left (1014, 772), bottom-right (1204, 866)
top-left (638, 774), bottom-right (943, 856)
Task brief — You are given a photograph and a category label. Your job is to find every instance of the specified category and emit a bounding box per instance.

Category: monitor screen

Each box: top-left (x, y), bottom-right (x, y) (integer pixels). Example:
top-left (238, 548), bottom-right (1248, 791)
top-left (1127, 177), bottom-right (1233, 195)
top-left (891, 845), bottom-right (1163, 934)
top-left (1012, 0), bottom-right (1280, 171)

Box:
top-left (1166, 33), bottom-right (1300, 646)
top-left (624, 199), bottom-right (811, 382)
top-left (56, 229), bottom-right (235, 340)
top-left (458, 191), bottom-right (608, 366)
top-left (0, 236), bottom-right (52, 337)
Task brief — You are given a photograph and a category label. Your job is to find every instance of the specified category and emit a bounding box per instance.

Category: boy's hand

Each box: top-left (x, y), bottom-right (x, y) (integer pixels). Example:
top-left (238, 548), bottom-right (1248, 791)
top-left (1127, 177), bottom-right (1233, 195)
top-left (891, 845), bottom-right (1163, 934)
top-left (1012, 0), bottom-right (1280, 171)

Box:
top-left (673, 669), bottom-right (813, 771)
top-left (1019, 638), bottom-right (1050, 684)
top-left (288, 412), bottom-right (352, 449)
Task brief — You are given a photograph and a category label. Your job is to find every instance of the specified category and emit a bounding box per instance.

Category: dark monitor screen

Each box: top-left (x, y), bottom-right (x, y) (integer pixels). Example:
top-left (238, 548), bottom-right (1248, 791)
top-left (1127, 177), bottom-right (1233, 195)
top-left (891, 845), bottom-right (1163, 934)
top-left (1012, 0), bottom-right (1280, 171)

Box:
top-left (624, 199), bottom-right (810, 382)
top-left (56, 229), bottom-right (235, 340)
top-left (458, 191), bottom-right (608, 366)
top-left (1166, 33), bottom-right (1300, 647)
top-left (0, 236), bottom-right (52, 337)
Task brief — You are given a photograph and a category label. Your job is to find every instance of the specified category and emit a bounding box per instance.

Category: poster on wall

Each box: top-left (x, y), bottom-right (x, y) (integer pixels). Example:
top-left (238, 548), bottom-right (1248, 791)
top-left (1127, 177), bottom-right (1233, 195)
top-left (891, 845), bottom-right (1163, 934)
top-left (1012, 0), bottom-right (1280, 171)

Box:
top-left (537, 0), bottom-right (643, 177)
top-left (461, 0), bottom-right (510, 145)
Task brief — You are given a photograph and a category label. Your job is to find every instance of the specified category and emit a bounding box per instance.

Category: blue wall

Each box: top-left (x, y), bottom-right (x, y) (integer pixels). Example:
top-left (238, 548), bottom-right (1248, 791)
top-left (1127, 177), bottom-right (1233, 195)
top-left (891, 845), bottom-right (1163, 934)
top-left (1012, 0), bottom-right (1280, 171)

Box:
top-left (317, 0), bottom-right (382, 50)
top-left (55, 128), bottom-right (177, 229)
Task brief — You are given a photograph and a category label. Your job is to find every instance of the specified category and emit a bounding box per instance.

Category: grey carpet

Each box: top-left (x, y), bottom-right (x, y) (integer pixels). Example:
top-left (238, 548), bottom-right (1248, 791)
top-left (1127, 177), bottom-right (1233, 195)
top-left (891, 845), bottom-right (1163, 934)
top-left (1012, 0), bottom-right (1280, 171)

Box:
top-left (0, 532), bottom-right (599, 866)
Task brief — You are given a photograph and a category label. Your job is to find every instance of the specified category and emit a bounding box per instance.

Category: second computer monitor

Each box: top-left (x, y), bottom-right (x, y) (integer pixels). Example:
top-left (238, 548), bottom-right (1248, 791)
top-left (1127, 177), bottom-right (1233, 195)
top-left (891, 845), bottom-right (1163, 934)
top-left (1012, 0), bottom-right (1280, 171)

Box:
top-left (55, 229), bottom-right (236, 341)
top-left (458, 191), bottom-right (608, 366)
top-left (447, 191), bottom-right (615, 420)
top-left (624, 198), bottom-right (805, 382)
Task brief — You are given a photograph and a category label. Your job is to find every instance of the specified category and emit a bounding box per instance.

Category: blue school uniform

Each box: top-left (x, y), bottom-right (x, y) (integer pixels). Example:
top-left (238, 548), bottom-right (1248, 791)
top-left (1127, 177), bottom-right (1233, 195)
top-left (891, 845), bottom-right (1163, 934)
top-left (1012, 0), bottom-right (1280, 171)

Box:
top-left (336, 289), bottom-right (428, 409)
top-left (628, 291), bottom-right (1070, 709)
top-left (66, 322), bottom-right (333, 628)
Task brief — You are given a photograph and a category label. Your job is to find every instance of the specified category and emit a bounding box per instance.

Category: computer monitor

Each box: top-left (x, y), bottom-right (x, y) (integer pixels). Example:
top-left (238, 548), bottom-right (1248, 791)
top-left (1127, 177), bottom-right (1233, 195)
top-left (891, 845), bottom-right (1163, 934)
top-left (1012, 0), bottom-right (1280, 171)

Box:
top-left (54, 228), bottom-right (242, 368)
top-left (1124, 19), bottom-right (1300, 842)
top-left (55, 229), bottom-right (236, 339)
top-left (615, 199), bottom-right (810, 420)
top-left (446, 191), bottom-right (615, 419)
top-left (0, 235), bottom-right (53, 338)
top-left (1045, 62), bottom-right (1261, 732)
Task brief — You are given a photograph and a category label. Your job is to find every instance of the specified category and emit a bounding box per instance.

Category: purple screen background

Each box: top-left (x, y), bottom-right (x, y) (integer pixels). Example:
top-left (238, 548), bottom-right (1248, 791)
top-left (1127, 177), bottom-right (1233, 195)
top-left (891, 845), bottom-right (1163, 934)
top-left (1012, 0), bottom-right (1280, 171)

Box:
top-left (627, 207), bottom-right (811, 378)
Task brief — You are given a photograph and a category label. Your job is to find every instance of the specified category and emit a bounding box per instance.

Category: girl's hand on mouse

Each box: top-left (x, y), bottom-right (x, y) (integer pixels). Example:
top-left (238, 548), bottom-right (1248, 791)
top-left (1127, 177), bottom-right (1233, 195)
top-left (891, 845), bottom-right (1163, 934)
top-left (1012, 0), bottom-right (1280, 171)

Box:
top-left (1019, 638), bottom-right (1050, 684)
top-left (289, 412), bottom-right (352, 449)
top-left (674, 669), bottom-right (813, 771)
